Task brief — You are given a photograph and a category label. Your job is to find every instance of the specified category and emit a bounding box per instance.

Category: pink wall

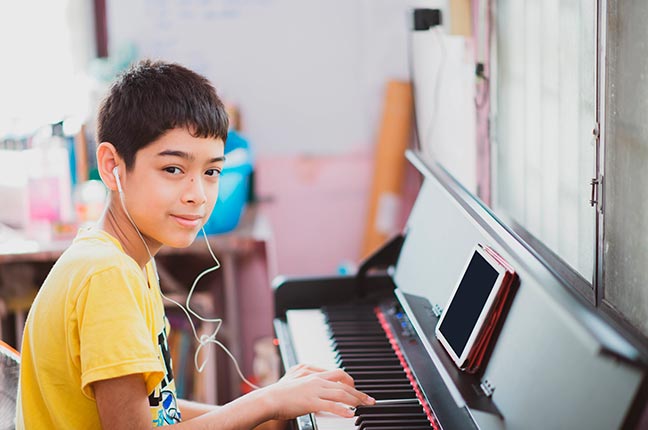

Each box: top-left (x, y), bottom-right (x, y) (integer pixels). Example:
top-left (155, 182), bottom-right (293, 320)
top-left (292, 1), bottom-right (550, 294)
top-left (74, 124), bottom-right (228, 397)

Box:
top-left (255, 147), bottom-right (421, 277)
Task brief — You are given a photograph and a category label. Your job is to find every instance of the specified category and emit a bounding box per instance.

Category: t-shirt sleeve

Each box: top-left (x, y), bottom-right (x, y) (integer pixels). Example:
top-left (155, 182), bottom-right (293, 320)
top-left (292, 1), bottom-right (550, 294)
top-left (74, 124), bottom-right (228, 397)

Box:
top-left (76, 266), bottom-right (164, 400)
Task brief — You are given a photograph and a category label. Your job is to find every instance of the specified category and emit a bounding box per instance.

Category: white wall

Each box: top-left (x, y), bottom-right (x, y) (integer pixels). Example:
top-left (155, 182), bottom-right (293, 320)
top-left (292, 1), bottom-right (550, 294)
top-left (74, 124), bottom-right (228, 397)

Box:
top-left (107, 0), bottom-right (445, 156)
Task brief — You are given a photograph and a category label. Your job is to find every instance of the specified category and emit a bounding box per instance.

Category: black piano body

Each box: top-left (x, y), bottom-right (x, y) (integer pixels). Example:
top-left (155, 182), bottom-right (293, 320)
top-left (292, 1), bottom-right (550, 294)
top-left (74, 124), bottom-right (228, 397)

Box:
top-left (273, 151), bottom-right (648, 430)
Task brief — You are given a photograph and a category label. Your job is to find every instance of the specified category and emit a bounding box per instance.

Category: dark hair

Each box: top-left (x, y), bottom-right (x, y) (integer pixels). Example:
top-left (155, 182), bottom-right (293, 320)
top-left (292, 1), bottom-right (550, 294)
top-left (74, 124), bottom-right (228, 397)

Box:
top-left (97, 60), bottom-right (229, 169)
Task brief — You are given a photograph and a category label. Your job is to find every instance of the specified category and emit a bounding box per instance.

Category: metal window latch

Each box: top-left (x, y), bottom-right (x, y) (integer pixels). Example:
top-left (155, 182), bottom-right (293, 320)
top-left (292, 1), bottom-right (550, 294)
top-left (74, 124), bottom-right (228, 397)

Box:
top-left (590, 124), bottom-right (602, 211)
top-left (590, 177), bottom-right (600, 207)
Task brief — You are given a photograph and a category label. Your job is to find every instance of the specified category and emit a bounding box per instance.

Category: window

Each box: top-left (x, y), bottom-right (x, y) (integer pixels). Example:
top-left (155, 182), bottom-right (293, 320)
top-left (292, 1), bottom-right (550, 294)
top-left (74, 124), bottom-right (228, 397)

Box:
top-left (491, 0), bottom-right (648, 340)
top-left (492, 0), bottom-right (596, 286)
top-left (0, 0), bottom-right (94, 130)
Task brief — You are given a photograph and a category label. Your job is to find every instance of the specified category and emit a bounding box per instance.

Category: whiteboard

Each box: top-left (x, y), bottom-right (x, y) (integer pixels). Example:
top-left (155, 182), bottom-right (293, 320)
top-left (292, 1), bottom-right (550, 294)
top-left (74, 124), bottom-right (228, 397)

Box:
top-left (107, 0), bottom-right (443, 155)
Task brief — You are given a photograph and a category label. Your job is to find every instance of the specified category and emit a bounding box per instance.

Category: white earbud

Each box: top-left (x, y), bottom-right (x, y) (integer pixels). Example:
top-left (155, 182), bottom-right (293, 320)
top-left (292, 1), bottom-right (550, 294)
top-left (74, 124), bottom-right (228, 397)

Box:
top-left (113, 167), bottom-right (123, 194)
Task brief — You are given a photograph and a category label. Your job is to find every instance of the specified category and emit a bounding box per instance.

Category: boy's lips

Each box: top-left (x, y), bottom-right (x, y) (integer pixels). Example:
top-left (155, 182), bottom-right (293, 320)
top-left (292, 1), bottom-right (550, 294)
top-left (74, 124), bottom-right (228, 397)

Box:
top-left (171, 214), bottom-right (204, 228)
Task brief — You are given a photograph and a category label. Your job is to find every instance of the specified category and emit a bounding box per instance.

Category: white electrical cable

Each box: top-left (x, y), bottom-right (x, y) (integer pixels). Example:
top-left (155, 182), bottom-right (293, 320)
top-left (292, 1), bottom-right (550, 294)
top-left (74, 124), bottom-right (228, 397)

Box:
top-left (116, 177), bottom-right (260, 391)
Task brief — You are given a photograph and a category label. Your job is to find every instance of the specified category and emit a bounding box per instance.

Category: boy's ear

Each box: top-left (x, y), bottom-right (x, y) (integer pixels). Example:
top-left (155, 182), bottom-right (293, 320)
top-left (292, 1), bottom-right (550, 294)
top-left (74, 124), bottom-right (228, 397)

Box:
top-left (96, 142), bottom-right (122, 192)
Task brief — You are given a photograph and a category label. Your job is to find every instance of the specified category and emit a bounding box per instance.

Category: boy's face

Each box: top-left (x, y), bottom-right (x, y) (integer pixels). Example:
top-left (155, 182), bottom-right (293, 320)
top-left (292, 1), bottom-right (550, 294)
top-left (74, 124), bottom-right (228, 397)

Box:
top-left (119, 127), bottom-right (226, 248)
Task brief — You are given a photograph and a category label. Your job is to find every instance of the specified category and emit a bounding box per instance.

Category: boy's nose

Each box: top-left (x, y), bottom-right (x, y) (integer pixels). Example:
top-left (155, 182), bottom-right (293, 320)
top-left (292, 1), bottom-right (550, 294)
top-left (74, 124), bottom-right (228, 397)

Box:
top-left (183, 177), bottom-right (208, 205)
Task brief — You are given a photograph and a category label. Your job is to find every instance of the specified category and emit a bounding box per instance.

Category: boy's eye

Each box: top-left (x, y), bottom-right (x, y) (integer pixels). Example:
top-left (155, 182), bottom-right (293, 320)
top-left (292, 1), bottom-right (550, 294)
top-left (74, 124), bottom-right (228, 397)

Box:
top-left (164, 166), bottom-right (182, 175)
top-left (205, 168), bottom-right (222, 177)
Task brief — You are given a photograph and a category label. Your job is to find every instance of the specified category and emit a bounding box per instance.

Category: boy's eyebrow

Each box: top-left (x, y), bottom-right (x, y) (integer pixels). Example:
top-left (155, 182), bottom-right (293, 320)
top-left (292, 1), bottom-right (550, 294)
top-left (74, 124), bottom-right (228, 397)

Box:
top-left (157, 150), bottom-right (226, 163)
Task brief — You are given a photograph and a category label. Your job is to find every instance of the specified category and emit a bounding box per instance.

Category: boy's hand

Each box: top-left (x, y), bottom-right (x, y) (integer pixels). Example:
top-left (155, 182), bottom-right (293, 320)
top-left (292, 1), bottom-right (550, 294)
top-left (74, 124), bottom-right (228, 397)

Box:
top-left (261, 364), bottom-right (375, 420)
top-left (280, 363), bottom-right (332, 381)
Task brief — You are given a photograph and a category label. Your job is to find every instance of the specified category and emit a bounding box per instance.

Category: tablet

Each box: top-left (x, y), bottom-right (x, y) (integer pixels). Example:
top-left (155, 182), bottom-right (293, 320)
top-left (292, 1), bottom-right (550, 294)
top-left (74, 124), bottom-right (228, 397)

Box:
top-left (435, 244), bottom-right (510, 370)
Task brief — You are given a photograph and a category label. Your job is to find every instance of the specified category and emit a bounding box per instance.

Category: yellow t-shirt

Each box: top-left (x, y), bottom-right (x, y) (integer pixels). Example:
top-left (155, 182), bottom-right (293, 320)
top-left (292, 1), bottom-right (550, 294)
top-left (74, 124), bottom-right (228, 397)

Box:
top-left (16, 227), bottom-right (181, 428)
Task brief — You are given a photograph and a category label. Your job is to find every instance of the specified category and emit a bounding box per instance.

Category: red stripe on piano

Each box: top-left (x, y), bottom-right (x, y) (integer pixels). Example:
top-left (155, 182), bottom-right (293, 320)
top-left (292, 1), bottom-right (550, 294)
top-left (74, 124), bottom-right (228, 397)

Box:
top-left (375, 308), bottom-right (441, 430)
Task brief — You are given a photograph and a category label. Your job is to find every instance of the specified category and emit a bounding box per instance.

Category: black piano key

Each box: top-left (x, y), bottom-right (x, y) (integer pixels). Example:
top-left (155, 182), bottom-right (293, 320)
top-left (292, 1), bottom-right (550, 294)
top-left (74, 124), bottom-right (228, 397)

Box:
top-left (336, 351), bottom-right (396, 357)
top-left (337, 356), bottom-right (399, 364)
top-left (327, 320), bottom-right (381, 326)
top-left (339, 362), bottom-right (402, 368)
top-left (332, 339), bottom-right (391, 346)
top-left (355, 403), bottom-right (424, 416)
top-left (351, 378), bottom-right (413, 386)
top-left (328, 326), bottom-right (383, 333)
top-left (324, 314), bottom-right (377, 322)
top-left (332, 325), bottom-right (381, 330)
top-left (365, 422), bottom-right (432, 430)
top-left (328, 321), bottom-right (381, 327)
top-left (362, 389), bottom-right (418, 400)
top-left (332, 338), bottom-right (389, 345)
top-left (338, 357), bottom-right (401, 365)
top-left (336, 348), bottom-right (395, 355)
top-left (329, 331), bottom-right (387, 338)
top-left (358, 419), bottom-right (431, 429)
top-left (358, 388), bottom-right (414, 395)
top-left (343, 365), bottom-right (404, 372)
top-left (355, 383), bottom-right (413, 391)
top-left (347, 370), bottom-right (408, 380)
top-left (355, 413), bottom-right (429, 425)
top-left (320, 305), bottom-right (436, 429)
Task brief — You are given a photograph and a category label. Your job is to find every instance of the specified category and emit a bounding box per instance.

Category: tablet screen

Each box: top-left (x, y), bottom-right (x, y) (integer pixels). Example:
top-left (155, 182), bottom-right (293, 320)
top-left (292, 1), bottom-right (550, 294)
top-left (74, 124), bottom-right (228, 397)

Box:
top-left (437, 249), bottom-right (500, 356)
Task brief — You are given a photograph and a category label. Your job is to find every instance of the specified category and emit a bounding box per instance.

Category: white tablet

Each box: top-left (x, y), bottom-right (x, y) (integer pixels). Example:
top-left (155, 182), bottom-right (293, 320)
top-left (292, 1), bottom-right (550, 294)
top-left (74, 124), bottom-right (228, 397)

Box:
top-left (435, 244), bottom-right (509, 369)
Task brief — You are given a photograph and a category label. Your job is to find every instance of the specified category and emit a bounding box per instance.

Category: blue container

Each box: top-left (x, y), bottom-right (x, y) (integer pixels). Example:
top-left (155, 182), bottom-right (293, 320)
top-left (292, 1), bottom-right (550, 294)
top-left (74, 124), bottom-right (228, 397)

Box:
top-left (202, 131), bottom-right (253, 234)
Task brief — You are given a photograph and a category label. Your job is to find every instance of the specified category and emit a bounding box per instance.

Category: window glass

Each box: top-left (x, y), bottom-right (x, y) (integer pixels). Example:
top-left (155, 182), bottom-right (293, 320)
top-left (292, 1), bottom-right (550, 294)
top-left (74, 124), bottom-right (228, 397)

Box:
top-left (493, 0), bottom-right (596, 280)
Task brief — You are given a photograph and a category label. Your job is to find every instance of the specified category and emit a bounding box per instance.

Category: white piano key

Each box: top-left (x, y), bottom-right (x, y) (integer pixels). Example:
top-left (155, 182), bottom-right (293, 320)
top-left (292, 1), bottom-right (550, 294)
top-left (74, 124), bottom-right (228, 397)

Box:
top-left (286, 309), bottom-right (338, 370)
top-left (312, 411), bottom-right (357, 430)
top-left (286, 309), bottom-right (358, 430)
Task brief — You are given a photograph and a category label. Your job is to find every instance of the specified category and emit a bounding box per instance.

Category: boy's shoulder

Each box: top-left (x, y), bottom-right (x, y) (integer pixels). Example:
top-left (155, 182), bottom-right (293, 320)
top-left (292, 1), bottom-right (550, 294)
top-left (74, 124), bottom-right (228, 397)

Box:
top-left (56, 227), bottom-right (138, 274)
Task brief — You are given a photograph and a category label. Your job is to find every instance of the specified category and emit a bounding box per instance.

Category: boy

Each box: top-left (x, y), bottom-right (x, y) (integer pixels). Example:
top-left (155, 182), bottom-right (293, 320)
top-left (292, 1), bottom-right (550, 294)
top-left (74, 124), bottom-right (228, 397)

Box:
top-left (17, 60), bottom-right (374, 428)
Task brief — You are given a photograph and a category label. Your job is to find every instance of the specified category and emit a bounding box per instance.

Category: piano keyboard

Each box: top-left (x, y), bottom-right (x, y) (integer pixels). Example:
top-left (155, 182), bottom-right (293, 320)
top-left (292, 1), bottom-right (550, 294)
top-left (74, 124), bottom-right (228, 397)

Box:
top-left (286, 305), bottom-right (439, 430)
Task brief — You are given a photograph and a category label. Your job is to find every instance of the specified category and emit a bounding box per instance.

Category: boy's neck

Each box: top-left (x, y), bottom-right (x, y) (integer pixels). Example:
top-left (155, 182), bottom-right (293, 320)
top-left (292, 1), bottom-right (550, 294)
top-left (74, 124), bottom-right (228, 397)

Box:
top-left (99, 204), bottom-right (161, 269)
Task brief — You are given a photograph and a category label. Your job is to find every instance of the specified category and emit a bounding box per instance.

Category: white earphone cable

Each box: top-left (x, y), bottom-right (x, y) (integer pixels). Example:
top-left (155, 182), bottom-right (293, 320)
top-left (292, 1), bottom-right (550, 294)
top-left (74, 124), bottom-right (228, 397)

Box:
top-left (116, 177), bottom-right (260, 391)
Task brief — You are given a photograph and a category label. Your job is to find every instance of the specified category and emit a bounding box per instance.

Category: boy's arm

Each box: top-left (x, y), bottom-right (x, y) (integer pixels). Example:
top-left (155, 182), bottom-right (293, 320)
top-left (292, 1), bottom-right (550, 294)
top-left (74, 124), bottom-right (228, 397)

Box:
top-left (94, 374), bottom-right (267, 429)
top-left (177, 399), bottom-right (218, 419)
top-left (94, 367), bottom-right (374, 429)
top-left (93, 373), bottom-right (154, 429)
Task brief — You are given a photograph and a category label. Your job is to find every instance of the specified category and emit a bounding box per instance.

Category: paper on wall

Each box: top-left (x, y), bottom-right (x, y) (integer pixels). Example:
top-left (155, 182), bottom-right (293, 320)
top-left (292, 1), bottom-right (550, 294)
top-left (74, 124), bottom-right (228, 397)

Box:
top-left (411, 29), bottom-right (477, 194)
